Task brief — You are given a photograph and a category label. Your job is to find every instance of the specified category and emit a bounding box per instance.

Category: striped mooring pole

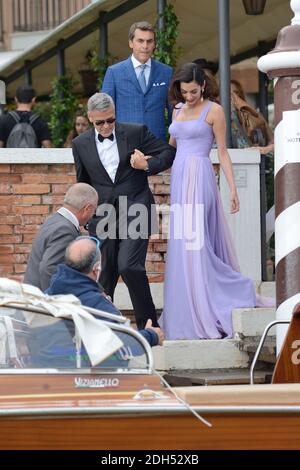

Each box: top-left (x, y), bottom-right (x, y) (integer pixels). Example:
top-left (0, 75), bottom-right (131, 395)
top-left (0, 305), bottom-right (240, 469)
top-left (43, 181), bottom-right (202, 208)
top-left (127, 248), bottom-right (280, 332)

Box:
top-left (258, 0), bottom-right (300, 352)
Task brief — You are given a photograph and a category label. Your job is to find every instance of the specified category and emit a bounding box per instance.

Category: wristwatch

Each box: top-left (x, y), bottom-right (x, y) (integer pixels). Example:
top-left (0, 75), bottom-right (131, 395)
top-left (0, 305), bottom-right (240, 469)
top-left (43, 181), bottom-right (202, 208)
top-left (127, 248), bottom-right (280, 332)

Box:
top-left (144, 162), bottom-right (150, 172)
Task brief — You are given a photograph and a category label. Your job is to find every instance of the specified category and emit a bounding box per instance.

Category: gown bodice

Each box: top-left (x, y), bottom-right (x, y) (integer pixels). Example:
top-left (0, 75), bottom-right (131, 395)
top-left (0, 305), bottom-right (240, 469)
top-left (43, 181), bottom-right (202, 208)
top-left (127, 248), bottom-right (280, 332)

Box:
top-left (169, 101), bottom-right (214, 159)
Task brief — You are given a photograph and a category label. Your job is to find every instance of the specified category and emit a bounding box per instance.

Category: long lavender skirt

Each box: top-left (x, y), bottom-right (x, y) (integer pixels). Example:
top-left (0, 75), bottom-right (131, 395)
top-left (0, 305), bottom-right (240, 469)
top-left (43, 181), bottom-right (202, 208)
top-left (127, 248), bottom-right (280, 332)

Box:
top-left (159, 154), bottom-right (260, 340)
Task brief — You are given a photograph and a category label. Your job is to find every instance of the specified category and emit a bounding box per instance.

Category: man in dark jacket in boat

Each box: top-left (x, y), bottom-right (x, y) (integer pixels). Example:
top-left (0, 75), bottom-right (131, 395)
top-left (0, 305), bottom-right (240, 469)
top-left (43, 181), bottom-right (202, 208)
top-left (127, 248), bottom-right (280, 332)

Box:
top-left (46, 236), bottom-right (164, 347)
top-left (28, 236), bottom-right (163, 368)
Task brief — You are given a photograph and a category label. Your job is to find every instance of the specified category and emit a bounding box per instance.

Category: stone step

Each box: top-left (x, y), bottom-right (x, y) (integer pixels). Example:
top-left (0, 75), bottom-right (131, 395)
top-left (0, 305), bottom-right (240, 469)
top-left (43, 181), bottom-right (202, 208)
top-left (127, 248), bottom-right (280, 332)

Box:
top-left (118, 281), bottom-right (276, 373)
top-left (243, 338), bottom-right (276, 364)
top-left (232, 306), bottom-right (276, 337)
top-left (163, 369), bottom-right (272, 386)
top-left (152, 339), bottom-right (249, 371)
top-left (125, 305), bottom-right (276, 338)
top-left (152, 335), bottom-right (276, 372)
top-left (151, 305), bottom-right (276, 372)
top-left (258, 281), bottom-right (275, 298)
top-left (115, 282), bottom-right (163, 310)
top-left (115, 281), bottom-right (275, 311)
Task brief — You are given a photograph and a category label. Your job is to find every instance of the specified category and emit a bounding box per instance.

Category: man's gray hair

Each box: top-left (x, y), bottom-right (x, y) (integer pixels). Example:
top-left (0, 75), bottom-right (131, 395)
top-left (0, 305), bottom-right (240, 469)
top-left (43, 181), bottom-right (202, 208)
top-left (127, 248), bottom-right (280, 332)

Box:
top-left (64, 183), bottom-right (98, 210)
top-left (87, 93), bottom-right (115, 113)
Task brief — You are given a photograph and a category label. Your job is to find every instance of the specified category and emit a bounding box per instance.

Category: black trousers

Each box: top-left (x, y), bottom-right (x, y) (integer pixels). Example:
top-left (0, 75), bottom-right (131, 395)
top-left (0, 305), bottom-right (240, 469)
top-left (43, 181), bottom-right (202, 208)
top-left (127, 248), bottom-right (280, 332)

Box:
top-left (99, 236), bottom-right (158, 330)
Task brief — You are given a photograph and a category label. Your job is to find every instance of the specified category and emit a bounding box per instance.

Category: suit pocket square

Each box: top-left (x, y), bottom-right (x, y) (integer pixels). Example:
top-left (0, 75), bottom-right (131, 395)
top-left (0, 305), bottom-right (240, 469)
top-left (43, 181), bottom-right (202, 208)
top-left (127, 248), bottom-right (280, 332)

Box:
top-left (153, 82), bottom-right (166, 87)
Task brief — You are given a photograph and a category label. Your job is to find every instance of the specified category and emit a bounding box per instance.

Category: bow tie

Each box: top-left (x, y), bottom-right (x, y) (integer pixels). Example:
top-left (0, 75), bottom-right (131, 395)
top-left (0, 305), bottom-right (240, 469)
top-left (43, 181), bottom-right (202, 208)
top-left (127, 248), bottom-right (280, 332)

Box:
top-left (98, 133), bottom-right (114, 143)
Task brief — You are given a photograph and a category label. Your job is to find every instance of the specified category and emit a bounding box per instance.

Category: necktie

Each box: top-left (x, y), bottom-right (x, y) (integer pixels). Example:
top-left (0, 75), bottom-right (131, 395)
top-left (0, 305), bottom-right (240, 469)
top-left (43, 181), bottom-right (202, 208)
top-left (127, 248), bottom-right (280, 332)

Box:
top-left (138, 64), bottom-right (147, 93)
top-left (98, 133), bottom-right (114, 143)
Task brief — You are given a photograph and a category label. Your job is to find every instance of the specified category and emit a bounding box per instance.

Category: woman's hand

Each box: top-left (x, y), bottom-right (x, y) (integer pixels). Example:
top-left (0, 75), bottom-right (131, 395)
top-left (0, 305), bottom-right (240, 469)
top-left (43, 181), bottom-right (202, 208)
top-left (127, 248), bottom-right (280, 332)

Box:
top-left (230, 190), bottom-right (240, 214)
top-left (251, 145), bottom-right (274, 155)
top-left (130, 149), bottom-right (151, 170)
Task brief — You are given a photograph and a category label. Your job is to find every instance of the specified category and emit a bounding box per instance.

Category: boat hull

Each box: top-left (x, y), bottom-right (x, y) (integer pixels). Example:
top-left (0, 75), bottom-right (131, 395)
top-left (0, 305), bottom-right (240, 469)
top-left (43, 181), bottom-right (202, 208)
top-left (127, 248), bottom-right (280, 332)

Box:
top-left (1, 411), bottom-right (300, 450)
top-left (1, 375), bottom-right (300, 450)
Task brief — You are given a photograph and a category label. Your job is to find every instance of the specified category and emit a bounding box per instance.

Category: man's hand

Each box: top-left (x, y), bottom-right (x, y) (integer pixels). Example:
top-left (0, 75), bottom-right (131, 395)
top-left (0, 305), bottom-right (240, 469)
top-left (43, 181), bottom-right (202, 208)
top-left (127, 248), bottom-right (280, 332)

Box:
top-left (145, 319), bottom-right (164, 345)
top-left (130, 148), bottom-right (151, 170)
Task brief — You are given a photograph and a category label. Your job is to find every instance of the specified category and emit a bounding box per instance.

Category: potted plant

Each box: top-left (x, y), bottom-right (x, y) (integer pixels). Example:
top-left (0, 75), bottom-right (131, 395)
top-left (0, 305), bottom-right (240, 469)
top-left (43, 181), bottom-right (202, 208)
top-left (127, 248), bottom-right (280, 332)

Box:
top-left (78, 51), bottom-right (98, 97)
top-left (79, 49), bottom-right (118, 96)
top-left (49, 74), bottom-right (79, 147)
top-left (154, 4), bottom-right (181, 68)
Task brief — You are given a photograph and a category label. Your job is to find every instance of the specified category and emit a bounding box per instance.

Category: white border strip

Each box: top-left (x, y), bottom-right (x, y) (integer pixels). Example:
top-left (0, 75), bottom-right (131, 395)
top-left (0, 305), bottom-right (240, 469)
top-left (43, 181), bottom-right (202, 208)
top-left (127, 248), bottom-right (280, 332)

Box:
top-left (276, 292), bottom-right (300, 352)
top-left (258, 50), bottom-right (300, 73)
top-left (275, 110), bottom-right (300, 177)
top-left (275, 200), bottom-right (300, 266)
top-left (277, 292), bottom-right (300, 321)
top-left (274, 119), bottom-right (285, 177)
top-left (0, 148), bottom-right (260, 165)
top-left (0, 148), bottom-right (73, 164)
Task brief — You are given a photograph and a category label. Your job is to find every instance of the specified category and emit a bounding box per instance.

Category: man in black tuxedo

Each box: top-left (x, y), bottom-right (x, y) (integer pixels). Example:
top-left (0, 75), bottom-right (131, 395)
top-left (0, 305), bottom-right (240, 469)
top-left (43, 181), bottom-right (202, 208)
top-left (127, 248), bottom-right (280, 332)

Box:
top-left (72, 93), bottom-right (175, 329)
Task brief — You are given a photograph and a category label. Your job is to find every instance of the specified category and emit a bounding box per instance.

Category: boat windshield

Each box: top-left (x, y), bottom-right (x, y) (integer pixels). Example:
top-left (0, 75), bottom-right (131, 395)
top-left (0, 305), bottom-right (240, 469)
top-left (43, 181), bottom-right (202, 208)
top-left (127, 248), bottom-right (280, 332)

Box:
top-left (0, 304), bottom-right (152, 372)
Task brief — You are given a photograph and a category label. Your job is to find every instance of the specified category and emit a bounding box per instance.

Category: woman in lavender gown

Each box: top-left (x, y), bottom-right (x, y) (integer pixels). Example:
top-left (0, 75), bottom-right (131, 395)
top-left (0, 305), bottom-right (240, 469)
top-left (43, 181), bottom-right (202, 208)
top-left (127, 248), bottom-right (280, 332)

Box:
top-left (159, 63), bottom-right (273, 340)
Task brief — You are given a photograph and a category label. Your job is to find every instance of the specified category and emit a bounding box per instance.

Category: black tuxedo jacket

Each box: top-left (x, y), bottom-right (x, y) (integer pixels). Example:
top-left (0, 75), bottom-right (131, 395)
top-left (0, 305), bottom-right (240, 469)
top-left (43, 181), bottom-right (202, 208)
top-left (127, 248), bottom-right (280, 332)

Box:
top-left (72, 122), bottom-right (175, 237)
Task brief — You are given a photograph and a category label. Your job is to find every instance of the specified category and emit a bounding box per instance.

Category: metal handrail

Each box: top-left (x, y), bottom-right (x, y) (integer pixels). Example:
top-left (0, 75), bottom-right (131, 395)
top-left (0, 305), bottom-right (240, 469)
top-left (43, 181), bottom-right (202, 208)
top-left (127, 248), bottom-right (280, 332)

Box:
top-left (0, 302), bottom-right (153, 373)
top-left (84, 305), bottom-right (128, 324)
top-left (250, 319), bottom-right (290, 385)
top-left (0, 301), bottom-right (128, 324)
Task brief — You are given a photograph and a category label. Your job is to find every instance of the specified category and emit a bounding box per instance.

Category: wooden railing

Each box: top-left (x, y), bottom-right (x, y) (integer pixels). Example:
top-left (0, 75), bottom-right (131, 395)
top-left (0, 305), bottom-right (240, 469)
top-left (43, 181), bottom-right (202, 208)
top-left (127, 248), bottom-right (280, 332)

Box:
top-left (12, 0), bottom-right (92, 32)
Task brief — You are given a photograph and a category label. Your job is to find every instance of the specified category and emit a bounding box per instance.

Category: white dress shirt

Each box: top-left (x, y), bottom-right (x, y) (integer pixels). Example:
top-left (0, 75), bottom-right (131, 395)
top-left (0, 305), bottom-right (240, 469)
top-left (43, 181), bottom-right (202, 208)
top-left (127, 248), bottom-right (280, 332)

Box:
top-left (95, 128), bottom-right (119, 182)
top-left (131, 55), bottom-right (151, 86)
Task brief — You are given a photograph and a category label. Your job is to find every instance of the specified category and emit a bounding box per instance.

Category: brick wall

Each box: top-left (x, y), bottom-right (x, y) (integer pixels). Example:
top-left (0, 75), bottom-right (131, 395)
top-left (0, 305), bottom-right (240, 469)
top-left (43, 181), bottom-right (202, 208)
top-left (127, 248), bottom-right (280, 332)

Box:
top-left (0, 162), bottom-right (75, 280)
top-left (0, 152), bottom-right (170, 283)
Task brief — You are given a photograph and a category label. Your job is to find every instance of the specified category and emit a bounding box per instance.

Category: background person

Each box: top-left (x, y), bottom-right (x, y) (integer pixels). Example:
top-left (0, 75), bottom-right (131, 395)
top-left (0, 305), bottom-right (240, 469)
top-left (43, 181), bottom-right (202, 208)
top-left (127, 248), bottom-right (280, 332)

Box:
top-left (64, 108), bottom-right (90, 148)
top-left (230, 79), bottom-right (274, 155)
top-left (47, 237), bottom-right (164, 347)
top-left (24, 183), bottom-right (98, 291)
top-left (0, 84), bottom-right (52, 148)
top-left (231, 79), bottom-right (275, 277)
top-left (28, 237), bottom-right (164, 369)
top-left (102, 21), bottom-right (173, 141)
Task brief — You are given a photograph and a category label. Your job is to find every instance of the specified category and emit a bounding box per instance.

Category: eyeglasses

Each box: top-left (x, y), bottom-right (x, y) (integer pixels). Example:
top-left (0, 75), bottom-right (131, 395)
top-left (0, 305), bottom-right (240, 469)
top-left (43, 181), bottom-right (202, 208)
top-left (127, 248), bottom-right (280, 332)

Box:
top-left (76, 235), bottom-right (101, 265)
top-left (94, 118), bottom-right (116, 127)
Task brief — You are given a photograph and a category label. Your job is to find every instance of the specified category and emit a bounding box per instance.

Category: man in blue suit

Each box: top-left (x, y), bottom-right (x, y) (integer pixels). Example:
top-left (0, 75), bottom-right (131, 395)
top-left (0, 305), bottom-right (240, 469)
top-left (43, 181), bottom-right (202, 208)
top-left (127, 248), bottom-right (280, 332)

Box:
top-left (102, 21), bottom-right (172, 141)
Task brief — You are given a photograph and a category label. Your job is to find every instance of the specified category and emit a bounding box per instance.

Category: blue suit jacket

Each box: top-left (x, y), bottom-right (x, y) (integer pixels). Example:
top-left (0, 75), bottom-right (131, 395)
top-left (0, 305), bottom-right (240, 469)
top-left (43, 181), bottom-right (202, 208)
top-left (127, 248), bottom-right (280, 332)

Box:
top-left (102, 57), bottom-right (172, 141)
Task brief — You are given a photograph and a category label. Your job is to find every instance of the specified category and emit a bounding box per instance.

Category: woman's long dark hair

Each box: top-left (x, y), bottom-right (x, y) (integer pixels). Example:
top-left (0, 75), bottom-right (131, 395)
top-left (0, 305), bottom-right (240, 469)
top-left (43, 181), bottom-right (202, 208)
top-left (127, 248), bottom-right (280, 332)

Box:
top-left (169, 63), bottom-right (213, 105)
top-left (64, 108), bottom-right (89, 148)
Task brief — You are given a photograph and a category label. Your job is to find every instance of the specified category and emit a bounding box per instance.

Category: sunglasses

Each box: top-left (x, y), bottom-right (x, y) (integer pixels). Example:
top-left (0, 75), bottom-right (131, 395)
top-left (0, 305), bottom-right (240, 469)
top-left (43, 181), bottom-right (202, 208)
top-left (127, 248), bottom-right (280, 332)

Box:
top-left (76, 235), bottom-right (101, 265)
top-left (94, 118), bottom-right (116, 126)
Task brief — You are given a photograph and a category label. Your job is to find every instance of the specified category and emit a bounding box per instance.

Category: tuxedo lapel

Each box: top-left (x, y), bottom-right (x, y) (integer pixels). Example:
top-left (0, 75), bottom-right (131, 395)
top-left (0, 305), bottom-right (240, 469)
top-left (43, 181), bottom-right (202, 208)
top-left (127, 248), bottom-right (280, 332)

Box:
top-left (87, 130), bottom-right (113, 184)
top-left (124, 58), bottom-right (143, 94)
top-left (114, 123), bottom-right (128, 183)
